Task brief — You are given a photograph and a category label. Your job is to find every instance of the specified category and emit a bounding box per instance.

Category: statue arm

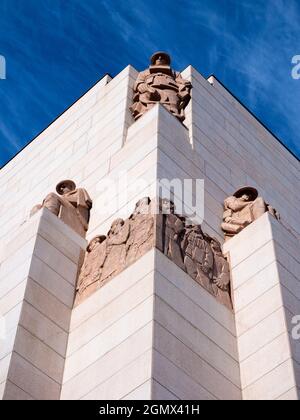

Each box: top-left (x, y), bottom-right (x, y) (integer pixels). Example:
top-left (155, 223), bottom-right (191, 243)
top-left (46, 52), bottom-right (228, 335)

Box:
top-left (176, 72), bottom-right (192, 93)
top-left (223, 207), bottom-right (248, 226)
top-left (225, 196), bottom-right (250, 212)
top-left (134, 71), bottom-right (154, 94)
top-left (135, 81), bottom-right (149, 94)
top-left (86, 198), bottom-right (93, 209)
top-left (66, 189), bottom-right (92, 209)
top-left (223, 208), bottom-right (233, 222)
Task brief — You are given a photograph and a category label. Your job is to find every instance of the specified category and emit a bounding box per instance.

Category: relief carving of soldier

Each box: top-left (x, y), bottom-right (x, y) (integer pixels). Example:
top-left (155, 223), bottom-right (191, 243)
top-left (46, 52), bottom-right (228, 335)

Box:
top-left (162, 199), bottom-right (186, 270)
top-left (130, 52), bottom-right (192, 122)
top-left (31, 179), bottom-right (92, 238)
top-left (100, 218), bottom-right (130, 285)
top-left (221, 186), bottom-right (280, 241)
top-left (74, 197), bottom-right (233, 310)
top-left (126, 197), bottom-right (154, 266)
top-left (182, 225), bottom-right (214, 294)
top-left (210, 238), bottom-right (232, 308)
top-left (75, 199), bottom-right (155, 305)
top-left (75, 235), bottom-right (107, 303)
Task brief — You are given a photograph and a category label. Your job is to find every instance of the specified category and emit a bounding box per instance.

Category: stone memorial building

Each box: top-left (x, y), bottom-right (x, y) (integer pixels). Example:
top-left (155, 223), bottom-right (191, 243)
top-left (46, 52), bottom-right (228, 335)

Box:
top-left (0, 52), bottom-right (299, 400)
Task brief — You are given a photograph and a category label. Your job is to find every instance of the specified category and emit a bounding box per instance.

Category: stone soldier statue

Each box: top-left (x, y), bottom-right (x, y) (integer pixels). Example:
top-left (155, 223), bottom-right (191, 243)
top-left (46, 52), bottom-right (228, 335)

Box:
top-left (130, 51), bottom-right (192, 122)
top-left (221, 186), bottom-right (279, 240)
top-left (31, 180), bottom-right (92, 237)
top-left (75, 235), bottom-right (107, 303)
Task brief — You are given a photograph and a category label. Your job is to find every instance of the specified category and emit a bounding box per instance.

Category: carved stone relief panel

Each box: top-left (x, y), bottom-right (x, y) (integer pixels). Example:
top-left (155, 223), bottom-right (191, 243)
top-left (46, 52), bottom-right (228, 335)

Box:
top-left (75, 197), bottom-right (232, 309)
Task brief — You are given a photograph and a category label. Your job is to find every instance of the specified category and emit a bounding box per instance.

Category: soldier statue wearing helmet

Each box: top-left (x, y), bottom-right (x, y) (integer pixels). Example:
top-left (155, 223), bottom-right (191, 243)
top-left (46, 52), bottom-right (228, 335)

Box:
top-left (221, 186), bottom-right (280, 240)
top-left (31, 179), bottom-right (92, 238)
top-left (130, 51), bottom-right (192, 122)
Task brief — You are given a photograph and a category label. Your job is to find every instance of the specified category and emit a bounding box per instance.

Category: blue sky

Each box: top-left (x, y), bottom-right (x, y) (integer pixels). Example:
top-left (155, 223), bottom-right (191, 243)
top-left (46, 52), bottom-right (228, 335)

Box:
top-left (0, 0), bottom-right (300, 167)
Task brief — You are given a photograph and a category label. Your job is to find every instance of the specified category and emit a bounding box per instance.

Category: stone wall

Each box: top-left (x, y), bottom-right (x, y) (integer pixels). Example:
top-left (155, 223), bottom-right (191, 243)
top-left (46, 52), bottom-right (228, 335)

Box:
top-left (61, 249), bottom-right (241, 400)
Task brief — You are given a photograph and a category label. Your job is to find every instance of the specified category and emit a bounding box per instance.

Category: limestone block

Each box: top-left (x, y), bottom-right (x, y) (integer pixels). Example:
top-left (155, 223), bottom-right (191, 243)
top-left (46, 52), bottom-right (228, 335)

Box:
top-left (5, 353), bottom-right (60, 400)
top-left (282, 287), bottom-right (300, 316)
top-left (274, 241), bottom-right (300, 280)
top-left (0, 328), bottom-right (17, 360)
top-left (154, 271), bottom-right (237, 358)
top-left (0, 382), bottom-right (5, 400)
top-left (242, 359), bottom-right (296, 400)
top-left (109, 132), bottom-right (158, 174)
top-left (126, 104), bottom-right (159, 143)
top-left (19, 301), bottom-right (68, 358)
top-left (14, 327), bottom-right (65, 383)
top-left (154, 250), bottom-right (236, 334)
top-left (277, 387), bottom-right (299, 400)
top-left (0, 238), bottom-right (36, 280)
top-left (153, 322), bottom-right (241, 400)
top-left (154, 296), bottom-right (240, 386)
top-left (33, 236), bottom-right (78, 285)
top-left (240, 333), bottom-right (291, 388)
top-left (290, 334), bottom-right (300, 365)
top-left (234, 262), bottom-right (280, 314)
top-left (236, 283), bottom-right (284, 336)
top-left (277, 263), bottom-right (300, 300)
top-left (1, 215), bottom-right (40, 259)
top-left (238, 307), bottom-right (287, 361)
top-left (230, 241), bottom-right (276, 290)
top-left (67, 271), bottom-right (154, 356)
top-left (25, 279), bottom-right (71, 331)
top-left (37, 213), bottom-right (86, 262)
top-left (61, 325), bottom-right (153, 400)
top-left (3, 381), bottom-right (34, 400)
top-left (0, 354), bottom-right (11, 384)
top-left (151, 380), bottom-right (179, 400)
top-left (294, 360), bottom-right (300, 383)
top-left (223, 212), bottom-right (273, 269)
top-left (121, 380), bottom-right (152, 400)
top-left (69, 250), bottom-right (155, 331)
top-left (81, 350), bottom-right (153, 400)
top-left (0, 281), bottom-right (27, 314)
top-left (2, 304), bottom-right (22, 335)
top-left (152, 350), bottom-right (217, 400)
top-left (63, 296), bottom-right (154, 383)
top-left (28, 256), bottom-right (75, 308)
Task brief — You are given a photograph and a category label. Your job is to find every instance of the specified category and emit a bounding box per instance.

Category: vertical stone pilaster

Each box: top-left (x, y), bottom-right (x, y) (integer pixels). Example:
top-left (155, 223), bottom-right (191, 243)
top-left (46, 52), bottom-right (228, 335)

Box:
top-left (224, 212), bottom-right (300, 400)
top-left (0, 209), bottom-right (86, 400)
